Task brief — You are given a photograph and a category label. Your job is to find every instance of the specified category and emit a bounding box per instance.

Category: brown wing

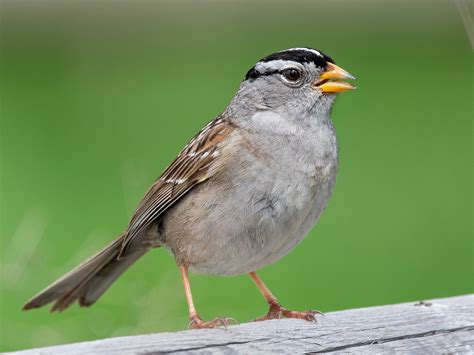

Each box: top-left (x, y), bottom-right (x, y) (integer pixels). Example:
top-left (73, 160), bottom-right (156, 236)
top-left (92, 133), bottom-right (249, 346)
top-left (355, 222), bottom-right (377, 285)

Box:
top-left (118, 116), bottom-right (232, 257)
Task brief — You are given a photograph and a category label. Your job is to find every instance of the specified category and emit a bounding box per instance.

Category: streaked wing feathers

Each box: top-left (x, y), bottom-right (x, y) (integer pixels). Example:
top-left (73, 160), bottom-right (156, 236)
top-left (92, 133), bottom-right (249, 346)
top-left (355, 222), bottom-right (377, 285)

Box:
top-left (118, 117), bottom-right (231, 257)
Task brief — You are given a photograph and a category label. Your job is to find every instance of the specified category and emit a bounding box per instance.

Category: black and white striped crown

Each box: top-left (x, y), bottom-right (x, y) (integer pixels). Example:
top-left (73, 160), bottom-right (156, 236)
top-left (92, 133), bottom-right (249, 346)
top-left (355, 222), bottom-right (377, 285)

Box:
top-left (245, 47), bottom-right (334, 80)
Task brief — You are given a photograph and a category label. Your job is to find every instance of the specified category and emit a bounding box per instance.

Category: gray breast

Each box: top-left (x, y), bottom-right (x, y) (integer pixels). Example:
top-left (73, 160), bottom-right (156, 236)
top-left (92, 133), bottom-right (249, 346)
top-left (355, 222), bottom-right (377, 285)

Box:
top-left (160, 116), bottom-right (338, 276)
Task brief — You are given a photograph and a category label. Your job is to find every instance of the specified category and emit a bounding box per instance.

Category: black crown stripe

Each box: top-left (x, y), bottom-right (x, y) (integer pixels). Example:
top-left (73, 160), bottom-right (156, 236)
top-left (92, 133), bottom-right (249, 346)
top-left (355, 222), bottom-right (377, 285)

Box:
top-left (245, 48), bottom-right (334, 81)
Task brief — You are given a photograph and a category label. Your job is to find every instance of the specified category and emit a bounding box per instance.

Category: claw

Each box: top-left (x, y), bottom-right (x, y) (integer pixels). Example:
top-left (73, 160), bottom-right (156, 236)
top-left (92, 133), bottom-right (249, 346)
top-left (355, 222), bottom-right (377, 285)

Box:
top-left (223, 317), bottom-right (239, 326)
top-left (254, 303), bottom-right (323, 323)
top-left (188, 315), bottom-right (238, 329)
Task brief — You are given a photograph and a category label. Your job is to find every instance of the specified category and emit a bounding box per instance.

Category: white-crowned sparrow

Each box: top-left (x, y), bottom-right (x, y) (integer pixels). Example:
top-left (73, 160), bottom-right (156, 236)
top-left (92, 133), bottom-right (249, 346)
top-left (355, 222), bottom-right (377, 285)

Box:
top-left (23, 47), bottom-right (355, 328)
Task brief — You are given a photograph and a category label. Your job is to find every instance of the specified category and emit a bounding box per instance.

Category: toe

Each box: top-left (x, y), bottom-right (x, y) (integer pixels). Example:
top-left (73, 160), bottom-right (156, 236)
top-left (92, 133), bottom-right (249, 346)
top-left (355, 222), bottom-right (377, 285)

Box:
top-left (282, 309), bottom-right (321, 322)
top-left (188, 316), bottom-right (237, 329)
top-left (255, 305), bottom-right (322, 323)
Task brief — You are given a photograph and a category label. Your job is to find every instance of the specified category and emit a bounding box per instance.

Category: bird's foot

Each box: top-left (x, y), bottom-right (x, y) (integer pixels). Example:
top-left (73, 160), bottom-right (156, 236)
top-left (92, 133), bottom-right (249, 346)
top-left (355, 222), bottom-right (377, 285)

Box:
top-left (188, 314), bottom-right (238, 329)
top-left (255, 303), bottom-right (323, 322)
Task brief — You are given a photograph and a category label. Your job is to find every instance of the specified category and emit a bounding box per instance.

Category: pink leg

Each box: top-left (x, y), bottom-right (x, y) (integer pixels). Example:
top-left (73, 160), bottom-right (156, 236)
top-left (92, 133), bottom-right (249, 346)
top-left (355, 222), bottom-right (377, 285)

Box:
top-left (180, 266), bottom-right (236, 329)
top-left (249, 271), bottom-right (322, 322)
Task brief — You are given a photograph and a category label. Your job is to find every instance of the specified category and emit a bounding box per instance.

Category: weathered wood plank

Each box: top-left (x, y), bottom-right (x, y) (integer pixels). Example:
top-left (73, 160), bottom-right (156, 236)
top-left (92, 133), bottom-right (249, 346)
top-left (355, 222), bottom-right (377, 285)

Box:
top-left (10, 294), bottom-right (474, 354)
top-left (328, 329), bottom-right (474, 354)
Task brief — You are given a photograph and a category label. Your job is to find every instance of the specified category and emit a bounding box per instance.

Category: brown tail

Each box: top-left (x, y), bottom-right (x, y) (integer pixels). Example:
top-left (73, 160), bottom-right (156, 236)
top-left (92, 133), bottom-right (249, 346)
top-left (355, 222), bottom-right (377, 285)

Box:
top-left (23, 235), bottom-right (146, 312)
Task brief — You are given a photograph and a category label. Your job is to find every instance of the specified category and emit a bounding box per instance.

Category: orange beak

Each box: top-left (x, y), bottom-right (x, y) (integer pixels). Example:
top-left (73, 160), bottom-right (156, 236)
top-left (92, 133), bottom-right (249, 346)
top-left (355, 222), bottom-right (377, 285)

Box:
top-left (313, 62), bottom-right (356, 93)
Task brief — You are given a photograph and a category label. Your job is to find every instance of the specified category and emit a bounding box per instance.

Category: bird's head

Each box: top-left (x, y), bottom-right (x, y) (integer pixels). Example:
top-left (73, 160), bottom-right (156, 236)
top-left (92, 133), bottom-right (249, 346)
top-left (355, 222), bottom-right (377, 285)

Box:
top-left (228, 47), bottom-right (355, 120)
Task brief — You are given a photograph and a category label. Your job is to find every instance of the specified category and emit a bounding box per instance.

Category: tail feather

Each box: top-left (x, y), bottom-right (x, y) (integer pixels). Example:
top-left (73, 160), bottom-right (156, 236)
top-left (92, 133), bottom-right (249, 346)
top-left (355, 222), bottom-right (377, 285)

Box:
top-left (79, 250), bottom-right (145, 307)
top-left (23, 235), bottom-right (146, 312)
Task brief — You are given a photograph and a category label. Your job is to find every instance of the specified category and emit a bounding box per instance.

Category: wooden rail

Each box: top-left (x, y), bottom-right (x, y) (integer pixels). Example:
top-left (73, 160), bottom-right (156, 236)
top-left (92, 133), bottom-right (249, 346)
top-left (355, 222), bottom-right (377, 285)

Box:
top-left (10, 294), bottom-right (473, 354)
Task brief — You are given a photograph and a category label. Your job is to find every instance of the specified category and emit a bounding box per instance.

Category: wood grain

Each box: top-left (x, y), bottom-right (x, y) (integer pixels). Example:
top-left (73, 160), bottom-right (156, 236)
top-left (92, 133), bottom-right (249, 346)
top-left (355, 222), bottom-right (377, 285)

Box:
top-left (10, 294), bottom-right (474, 354)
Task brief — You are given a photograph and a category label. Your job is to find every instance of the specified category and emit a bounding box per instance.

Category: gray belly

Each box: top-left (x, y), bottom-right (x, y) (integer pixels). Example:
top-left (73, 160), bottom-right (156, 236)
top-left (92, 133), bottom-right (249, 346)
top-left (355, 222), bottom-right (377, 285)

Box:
top-left (159, 122), bottom-right (338, 275)
top-left (160, 157), bottom-right (337, 276)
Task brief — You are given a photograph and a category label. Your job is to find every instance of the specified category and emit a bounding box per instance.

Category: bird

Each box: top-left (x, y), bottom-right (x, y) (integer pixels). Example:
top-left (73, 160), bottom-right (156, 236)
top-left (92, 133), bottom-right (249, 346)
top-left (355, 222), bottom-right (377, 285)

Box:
top-left (23, 47), bottom-right (355, 329)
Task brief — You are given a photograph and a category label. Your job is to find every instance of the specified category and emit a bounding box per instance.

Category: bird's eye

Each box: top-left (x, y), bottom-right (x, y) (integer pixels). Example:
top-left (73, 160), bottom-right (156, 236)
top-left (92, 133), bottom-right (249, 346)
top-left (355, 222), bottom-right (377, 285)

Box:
top-left (282, 68), bottom-right (301, 82)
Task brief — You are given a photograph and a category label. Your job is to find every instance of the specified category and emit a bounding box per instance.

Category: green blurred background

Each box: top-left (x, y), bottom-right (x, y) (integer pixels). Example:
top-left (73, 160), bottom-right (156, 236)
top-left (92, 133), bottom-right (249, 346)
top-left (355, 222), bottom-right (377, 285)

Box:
top-left (0, 0), bottom-right (472, 351)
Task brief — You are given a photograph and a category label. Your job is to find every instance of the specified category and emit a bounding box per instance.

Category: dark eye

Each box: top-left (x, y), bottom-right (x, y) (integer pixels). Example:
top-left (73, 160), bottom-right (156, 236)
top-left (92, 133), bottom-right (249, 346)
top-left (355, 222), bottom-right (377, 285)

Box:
top-left (282, 68), bottom-right (301, 82)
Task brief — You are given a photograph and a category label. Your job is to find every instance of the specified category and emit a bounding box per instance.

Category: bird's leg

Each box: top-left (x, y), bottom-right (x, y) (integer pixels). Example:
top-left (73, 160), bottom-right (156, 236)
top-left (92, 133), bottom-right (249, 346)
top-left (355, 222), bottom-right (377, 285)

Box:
top-left (249, 271), bottom-right (322, 322)
top-left (179, 265), bottom-right (236, 329)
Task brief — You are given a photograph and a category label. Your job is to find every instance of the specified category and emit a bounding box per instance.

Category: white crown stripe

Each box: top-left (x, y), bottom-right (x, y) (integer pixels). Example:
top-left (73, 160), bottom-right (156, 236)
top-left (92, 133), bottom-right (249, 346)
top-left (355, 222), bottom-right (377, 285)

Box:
top-left (283, 47), bottom-right (323, 58)
top-left (254, 60), bottom-right (299, 73)
top-left (245, 48), bottom-right (329, 80)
